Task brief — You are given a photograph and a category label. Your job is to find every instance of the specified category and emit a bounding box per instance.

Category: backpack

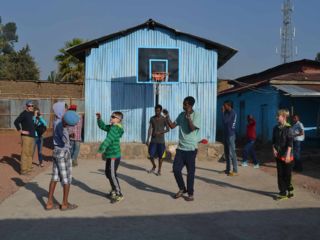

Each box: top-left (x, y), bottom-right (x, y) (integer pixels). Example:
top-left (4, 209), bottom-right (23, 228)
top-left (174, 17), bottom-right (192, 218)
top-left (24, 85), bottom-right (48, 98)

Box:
top-left (35, 121), bottom-right (47, 137)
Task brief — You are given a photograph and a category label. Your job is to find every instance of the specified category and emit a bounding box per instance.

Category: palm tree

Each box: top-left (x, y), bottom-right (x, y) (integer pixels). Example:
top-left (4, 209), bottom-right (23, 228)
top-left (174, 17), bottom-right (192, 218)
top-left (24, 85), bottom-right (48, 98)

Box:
top-left (47, 70), bottom-right (60, 82)
top-left (316, 52), bottom-right (320, 62)
top-left (55, 38), bottom-right (85, 83)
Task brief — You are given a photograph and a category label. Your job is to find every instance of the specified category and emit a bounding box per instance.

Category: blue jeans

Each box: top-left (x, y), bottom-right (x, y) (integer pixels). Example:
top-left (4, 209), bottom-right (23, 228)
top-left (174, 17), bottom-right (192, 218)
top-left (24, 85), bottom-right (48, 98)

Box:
top-left (70, 140), bottom-right (80, 164)
top-left (224, 135), bottom-right (238, 173)
top-left (173, 149), bottom-right (197, 196)
top-left (293, 141), bottom-right (302, 170)
top-left (243, 140), bottom-right (258, 165)
top-left (33, 137), bottom-right (43, 164)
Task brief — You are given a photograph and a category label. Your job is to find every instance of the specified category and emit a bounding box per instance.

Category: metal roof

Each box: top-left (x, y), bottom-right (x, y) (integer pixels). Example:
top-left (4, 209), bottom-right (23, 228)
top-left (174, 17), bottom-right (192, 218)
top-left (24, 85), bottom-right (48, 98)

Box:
top-left (272, 84), bottom-right (320, 97)
top-left (66, 19), bottom-right (237, 68)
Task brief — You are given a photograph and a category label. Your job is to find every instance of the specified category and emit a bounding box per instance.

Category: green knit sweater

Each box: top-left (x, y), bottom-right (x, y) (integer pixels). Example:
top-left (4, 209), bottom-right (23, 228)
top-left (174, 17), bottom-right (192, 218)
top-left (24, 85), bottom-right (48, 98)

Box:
top-left (97, 119), bottom-right (124, 158)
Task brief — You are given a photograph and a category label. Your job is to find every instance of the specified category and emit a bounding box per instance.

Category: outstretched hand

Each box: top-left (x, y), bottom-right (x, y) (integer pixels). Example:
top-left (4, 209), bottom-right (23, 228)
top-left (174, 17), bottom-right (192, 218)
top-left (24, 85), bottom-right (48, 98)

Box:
top-left (96, 113), bottom-right (101, 120)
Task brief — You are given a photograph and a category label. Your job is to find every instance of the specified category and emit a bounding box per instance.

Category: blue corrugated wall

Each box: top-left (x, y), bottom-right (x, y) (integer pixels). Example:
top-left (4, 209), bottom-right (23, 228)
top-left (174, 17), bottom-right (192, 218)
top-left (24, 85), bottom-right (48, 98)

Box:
top-left (217, 86), bottom-right (279, 142)
top-left (84, 28), bottom-right (218, 143)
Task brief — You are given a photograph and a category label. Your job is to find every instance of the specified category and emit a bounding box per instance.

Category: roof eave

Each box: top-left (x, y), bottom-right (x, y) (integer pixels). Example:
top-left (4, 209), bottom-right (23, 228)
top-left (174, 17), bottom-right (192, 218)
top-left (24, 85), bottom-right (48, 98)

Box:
top-left (66, 19), bottom-right (237, 68)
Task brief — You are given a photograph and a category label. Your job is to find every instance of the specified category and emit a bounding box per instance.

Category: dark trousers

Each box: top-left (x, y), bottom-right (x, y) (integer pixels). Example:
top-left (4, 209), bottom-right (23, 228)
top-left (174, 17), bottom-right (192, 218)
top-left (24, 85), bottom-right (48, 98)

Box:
top-left (173, 149), bottom-right (197, 196)
top-left (276, 158), bottom-right (294, 196)
top-left (33, 137), bottom-right (43, 164)
top-left (243, 140), bottom-right (258, 165)
top-left (293, 141), bottom-right (302, 171)
top-left (105, 158), bottom-right (121, 195)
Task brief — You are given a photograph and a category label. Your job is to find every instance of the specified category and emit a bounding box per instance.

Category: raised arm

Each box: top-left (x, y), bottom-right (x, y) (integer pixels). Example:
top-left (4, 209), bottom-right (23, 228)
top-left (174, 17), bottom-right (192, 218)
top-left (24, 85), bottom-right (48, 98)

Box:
top-left (163, 109), bottom-right (177, 129)
top-left (96, 113), bottom-right (111, 132)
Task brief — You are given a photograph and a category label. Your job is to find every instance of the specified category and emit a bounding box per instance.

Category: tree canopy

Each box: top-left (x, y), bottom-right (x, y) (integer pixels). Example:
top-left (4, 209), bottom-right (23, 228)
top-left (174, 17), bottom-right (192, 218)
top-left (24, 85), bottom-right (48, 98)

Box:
top-left (316, 52), bottom-right (320, 62)
top-left (54, 38), bottom-right (85, 83)
top-left (0, 17), bottom-right (39, 80)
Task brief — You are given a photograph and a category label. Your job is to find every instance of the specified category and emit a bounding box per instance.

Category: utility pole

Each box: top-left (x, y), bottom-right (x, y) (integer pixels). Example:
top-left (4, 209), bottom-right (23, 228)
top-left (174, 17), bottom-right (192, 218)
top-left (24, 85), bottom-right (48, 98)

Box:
top-left (280, 0), bottom-right (295, 63)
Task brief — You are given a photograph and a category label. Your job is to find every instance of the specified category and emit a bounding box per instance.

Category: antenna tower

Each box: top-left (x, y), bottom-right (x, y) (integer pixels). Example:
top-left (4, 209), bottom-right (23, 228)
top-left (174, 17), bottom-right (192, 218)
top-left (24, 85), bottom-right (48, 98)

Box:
top-left (280, 0), bottom-right (295, 63)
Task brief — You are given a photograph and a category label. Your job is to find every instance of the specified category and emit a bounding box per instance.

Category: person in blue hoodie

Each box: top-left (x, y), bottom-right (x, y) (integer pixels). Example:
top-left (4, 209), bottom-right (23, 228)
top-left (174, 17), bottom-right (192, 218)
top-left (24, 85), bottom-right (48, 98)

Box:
top-left (46, 102), bottom-right (80, 211)
top-left (222, 100), bottom-right (238, 176)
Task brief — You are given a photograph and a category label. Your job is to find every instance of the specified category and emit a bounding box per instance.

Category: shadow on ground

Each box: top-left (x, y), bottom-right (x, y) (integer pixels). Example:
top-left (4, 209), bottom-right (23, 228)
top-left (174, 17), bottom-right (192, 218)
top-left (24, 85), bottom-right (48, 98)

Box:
top-left (0, 208), bottom-right (319, 240)
top-left (11, 178), bottom-right (59, 209)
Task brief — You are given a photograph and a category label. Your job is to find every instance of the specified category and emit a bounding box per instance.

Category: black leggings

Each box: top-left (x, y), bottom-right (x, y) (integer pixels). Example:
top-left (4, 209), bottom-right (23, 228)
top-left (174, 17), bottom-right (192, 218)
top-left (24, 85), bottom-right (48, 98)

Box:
top-left (105, 158), bottom-right (121, 195)
top-left (276, 158), bottom-right (293, 195)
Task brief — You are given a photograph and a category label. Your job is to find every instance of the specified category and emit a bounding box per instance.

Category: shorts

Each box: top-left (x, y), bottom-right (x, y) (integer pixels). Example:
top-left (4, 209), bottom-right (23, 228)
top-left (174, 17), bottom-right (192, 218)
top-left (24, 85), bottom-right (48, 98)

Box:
top-left (148, 143), bottom-right (166, 159)
top-left (52, 148), bottom-right (72, 185)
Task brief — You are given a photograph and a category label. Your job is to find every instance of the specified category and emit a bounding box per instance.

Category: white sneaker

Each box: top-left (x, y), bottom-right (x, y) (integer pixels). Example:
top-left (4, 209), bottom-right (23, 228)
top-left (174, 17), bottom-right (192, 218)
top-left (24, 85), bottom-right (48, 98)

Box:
top-left (253, 164), bottom-right (260, 169)
top-left (241, 161), bottom-right (248, 167)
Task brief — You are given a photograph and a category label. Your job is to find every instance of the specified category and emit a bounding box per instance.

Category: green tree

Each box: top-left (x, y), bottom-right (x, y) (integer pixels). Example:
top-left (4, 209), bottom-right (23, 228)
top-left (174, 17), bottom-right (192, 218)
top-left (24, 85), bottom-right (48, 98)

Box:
top-left (0, 17), bottom-right (39, 80)
top-left (55, 38), bottom-right (85, 83)
top-left (0, 45), bottom-right (39, 80)
top-left (316, 52), bottom-right (320, 62)
top-left (0, 17), bottom-right (18, 54)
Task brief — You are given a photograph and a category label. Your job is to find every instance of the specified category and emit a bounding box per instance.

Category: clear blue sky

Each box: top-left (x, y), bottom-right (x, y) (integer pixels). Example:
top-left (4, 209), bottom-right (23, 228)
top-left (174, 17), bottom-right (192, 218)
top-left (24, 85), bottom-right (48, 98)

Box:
top-left (1, 0), bottom-right (319, 80)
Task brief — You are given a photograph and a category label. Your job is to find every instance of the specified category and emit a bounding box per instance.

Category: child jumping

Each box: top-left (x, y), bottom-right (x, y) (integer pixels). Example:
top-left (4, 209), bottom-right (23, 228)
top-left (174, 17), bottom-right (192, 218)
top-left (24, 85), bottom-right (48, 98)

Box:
top-left (272, 109), bottom-right (294, 201)
top-left (96, 111), bottom-right (124, 203)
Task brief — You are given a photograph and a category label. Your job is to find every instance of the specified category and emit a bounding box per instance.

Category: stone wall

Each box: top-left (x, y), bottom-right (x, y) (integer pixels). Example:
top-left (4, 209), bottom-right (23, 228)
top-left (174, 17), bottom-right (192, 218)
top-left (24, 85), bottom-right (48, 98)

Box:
top-left (0, 80), bottom-right (84, 98)
top-left (79, 142), bottom-right (224, 162)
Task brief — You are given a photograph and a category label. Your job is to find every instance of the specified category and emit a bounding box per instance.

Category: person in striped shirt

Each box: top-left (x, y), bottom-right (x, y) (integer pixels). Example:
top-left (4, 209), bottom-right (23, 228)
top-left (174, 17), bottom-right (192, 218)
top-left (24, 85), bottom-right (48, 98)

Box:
top-left (96, 111), bottom-right (124, 203)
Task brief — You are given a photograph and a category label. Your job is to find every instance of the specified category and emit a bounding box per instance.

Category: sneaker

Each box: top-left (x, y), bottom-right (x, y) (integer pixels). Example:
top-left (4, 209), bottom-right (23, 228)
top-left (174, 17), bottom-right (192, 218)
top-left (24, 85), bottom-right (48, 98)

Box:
top-left (111, 194), bottom-right (124, 203)
top-left (185, 195), bottom-right (194, 201)
top-left (107, 190), bottom-right (116, 198)
top-left (174, 189), bottom-right (187, 199)
top-left (253, 164), bottom-right (260, 169)
top-left (147, 168), bottom-right (156, 174)
top-left (288, 191), bottom-right (294, 198)
top-left (275, 194), bottom-right (288, 201)
top-left (241, 161), bottom-right (248, 167)
top-left (219, 170), bottom-right (229, 174)
top-left (228, 172), bottom-right (238, 177)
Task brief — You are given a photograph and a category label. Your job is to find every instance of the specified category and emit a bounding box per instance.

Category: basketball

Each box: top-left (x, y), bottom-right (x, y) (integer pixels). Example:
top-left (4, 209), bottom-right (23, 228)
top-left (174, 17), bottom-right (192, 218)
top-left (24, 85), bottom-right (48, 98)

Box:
top-left (63, 110), bottom-right (80, 126)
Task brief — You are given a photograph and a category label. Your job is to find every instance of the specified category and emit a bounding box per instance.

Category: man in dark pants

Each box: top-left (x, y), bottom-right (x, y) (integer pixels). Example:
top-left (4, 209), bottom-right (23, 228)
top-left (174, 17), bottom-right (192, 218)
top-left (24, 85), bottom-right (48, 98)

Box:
top-left (222, 100), bottom-right (238, 176)
top-left (14, 100), bottom-right (36, 175)
top-left (164, 96), bottom-right (200, 201)
top-left (291, 114), bottom-right (305, 172)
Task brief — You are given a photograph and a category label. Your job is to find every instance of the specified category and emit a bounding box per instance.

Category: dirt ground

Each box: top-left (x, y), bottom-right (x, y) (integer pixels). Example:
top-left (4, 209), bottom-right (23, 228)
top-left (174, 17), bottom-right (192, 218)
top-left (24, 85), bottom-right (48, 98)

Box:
top-left (0, 131), bottom-right (53, 203)
top-left (1, 131), bottom-right (319, 203)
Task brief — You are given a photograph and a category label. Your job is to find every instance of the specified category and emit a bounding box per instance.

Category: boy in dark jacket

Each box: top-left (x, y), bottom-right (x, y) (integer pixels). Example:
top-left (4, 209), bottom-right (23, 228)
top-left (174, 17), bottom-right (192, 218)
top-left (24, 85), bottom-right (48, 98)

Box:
top-left (272, 109), bottom-right (294, 201)
top-left (96, 111), bottom-right (124, 203)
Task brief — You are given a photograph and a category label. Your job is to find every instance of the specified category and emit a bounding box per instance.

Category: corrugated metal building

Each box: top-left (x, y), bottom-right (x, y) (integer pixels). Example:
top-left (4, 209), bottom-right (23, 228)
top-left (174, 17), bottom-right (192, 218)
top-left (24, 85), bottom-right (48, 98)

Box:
top-left (68, 19), bottom-right (237, 143)
top-left (217, 59), bottom-right (320, 144)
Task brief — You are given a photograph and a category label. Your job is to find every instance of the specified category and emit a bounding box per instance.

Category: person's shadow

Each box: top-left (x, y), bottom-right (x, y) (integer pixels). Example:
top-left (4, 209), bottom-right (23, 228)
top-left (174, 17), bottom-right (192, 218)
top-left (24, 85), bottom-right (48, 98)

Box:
top-left (117, 173), bottom-right (175, 198)
top-left (1, 155), bottom-right (20, 174)
top-left (183, 173), bottom-right (276, 199)
top-left (93, 169), bottom-right (175, 198)
top-left (11, 178), bottom-right (59, 209)
top-left (72, 178), bottom-right (109, 199)
top-left (120, 161), bottom-right (148, 172)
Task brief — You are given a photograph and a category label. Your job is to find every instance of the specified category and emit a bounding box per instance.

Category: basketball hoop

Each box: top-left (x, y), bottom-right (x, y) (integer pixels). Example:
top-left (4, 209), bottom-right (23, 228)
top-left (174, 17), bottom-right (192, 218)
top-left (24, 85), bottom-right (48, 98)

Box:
top-left (152, 72), bottom-right (169, 82)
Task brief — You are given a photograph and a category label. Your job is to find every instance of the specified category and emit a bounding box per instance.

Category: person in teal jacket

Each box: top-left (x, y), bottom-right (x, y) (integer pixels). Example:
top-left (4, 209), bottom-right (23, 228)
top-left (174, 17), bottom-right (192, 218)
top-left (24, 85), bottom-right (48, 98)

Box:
top-left (33, 107), bottom-right (47, 167)
top-left (96, 111), bottom-right (124, 204)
